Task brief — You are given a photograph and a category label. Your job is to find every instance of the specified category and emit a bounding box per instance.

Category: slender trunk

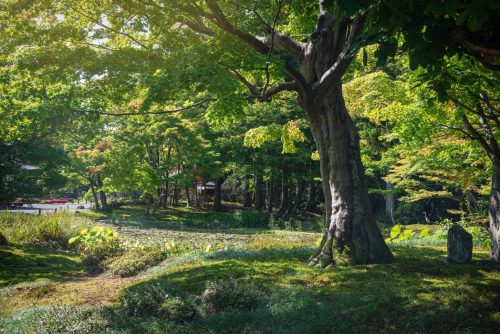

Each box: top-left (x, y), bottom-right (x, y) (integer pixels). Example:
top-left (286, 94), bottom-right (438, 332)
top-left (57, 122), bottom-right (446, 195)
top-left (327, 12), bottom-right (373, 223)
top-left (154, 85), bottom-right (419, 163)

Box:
top-left (254, 172), bottom-right (264, 210)
top-left (303, 181), bottom-right (317, 213)
top-left (290, 180), bottom-right (306, 215)
top-left (145, 193), bottom-right (153, 214)
top-left (489, 171), bottom-right (500, 262)
top-left (171, 183), bottom-right (177, 206)
top-left (95, 174), bottom-right (108, 210)
top-left (307, 88), bottom-right (393, 266)
top-left (195, 181), bottom-right (201, 208)
top-left (279, 172), bottom-right (289, 212)
top-left (243, 175), bottom-right (252, 207)
top-left (214, 177), bottom-right (223, 211)
top-left (268, 178), bottom-right (274, 213)
top-left (385, 182), bottom-right (395, 225)
top-left (89, 179), bottom-right (100, 210)
top-left (162, 176), bottom-right (169, 208)
top-left (185, 186), bottom-right (191, 207)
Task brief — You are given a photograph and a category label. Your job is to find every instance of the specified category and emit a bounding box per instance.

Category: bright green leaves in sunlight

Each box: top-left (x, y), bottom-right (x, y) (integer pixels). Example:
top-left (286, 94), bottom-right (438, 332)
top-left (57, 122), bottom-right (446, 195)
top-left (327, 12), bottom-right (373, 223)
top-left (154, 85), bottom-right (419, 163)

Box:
top-left (244, 120), bottom-right (306, 154)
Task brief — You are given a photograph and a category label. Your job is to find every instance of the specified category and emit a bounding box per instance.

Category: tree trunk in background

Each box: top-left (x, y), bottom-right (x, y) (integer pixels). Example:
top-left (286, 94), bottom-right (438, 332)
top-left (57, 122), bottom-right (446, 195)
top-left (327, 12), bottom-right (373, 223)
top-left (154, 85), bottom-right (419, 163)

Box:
top-left (95, 174), bottom-right (108, 210)
top-left (214, 177), bottom-right (223, 211)
top-left (279, 172), bottom-right (289, 212)
top-left (185, 186), bottom-right (191, 208)
top-left (161, 176), bottom-right (169, 208)
top-left (303, 181), bottom-right (317, 213)
top-left (195, 181), bottom-right (201, 208)
top-left (254, 172), bottom-right (264, 210)
top-left (489, 171), bottom-right (500, 262)
top-left (171, 183), bottom-right (177, 206)
top-left (243, 175), bottom-right (252, 207)
top-left (290, 180), bottom-right (306, 215)
top-left (385, 182), bottom-right (395, 225)
top-left (89, 179), bottom-right (100, 210)
top-left (145, 193), bottom-right (153, 213)
top-left (307, 88), bottom-right (393, 267)
top-left (268, 178), bottom-right (275, 212)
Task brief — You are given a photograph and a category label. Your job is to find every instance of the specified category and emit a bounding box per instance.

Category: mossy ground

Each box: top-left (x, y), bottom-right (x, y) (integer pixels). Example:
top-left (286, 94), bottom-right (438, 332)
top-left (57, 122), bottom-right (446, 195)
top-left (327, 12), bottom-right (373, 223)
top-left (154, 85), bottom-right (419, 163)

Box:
top-left (0, 207), bottom-right (498, 333)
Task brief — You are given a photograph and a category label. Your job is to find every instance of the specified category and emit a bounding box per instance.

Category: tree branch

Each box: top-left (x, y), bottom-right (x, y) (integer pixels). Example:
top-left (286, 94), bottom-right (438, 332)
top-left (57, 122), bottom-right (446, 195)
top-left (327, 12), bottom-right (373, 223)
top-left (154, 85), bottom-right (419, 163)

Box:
top-left (314, 15), bottom-right (365, 94)
top-left (82, 98), bottom-right (215, 117)
top-left (70, 6), bottom-right (147, 48)
top-left (257, 31), bottom-right (305, 58)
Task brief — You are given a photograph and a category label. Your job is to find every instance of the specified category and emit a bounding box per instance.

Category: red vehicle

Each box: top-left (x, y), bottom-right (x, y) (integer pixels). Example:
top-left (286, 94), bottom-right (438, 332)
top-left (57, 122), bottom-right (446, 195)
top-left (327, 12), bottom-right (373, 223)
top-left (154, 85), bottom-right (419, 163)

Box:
top-left (42, 199), bottom-right (70, 204)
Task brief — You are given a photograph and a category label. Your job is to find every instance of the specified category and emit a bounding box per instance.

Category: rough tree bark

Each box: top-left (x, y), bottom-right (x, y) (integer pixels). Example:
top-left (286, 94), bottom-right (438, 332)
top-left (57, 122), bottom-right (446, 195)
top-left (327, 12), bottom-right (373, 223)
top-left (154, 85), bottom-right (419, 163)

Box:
top-left (490, 172), bottom-right (500, 262)
top-left (95, 174), bottom-right (108, 211)
top-left (89, 178), bottom-right (100, 210)
top-left (199, 0), bottom-right (393, 266)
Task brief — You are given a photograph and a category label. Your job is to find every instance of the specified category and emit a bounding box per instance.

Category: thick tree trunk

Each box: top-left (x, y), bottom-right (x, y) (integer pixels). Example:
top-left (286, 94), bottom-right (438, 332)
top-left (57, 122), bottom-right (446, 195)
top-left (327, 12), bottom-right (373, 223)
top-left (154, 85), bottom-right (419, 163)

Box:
top-left (489, 171), bottom-right (500, 262)
top-left (95, 174), bottom-right (108, 210)
top-left (243, 175), bottom-right (252, 207)
top-left (254, 172), bottom-right (264, 210)
top-left (307, 89), bottom-right (393, 267)
top-left (385, 182), bottom-right (395, 225)
top-left (214, 177), bottom-right (223, 211)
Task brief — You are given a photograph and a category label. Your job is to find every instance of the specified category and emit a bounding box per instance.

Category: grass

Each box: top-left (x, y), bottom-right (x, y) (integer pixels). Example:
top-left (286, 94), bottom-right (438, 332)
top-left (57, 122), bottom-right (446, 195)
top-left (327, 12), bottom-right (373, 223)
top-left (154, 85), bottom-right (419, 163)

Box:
top-left (0, 211), bottom-right (92, 248)
top-left (0, 207), bottom-right (498, 333)
top-left (0, 246), bottom-right (85, 287)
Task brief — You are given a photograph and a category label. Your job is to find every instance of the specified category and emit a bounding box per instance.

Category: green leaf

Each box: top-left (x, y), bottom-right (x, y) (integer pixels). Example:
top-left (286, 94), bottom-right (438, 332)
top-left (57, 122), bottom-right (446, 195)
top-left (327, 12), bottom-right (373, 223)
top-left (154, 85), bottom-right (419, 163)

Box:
top-left (398, 229), bottom-right (413, 241)
top-left (419, 228), bottom-right (431, 238)
top-left (390, 225), bottom-right (402, 239)
top-left (68, 236), bottom-right (78, 244)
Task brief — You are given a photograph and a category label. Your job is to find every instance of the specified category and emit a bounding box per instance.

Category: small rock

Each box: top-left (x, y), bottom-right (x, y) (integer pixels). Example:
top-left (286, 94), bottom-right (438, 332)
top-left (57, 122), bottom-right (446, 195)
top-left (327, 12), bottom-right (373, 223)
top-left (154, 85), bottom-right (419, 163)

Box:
top-left (447, 224), bottom-right (473, 264)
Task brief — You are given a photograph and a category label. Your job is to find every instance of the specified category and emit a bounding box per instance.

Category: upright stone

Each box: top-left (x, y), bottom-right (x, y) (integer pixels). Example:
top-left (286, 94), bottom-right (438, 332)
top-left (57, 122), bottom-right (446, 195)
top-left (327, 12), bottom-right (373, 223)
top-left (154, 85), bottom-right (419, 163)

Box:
top-left (447, 224), bottom-right (473, 264)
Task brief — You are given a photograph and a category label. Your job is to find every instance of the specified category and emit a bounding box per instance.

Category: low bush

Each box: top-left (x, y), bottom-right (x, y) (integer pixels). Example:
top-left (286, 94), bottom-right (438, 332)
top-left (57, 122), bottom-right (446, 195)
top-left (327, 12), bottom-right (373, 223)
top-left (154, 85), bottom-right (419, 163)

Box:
top-left (158, 296), bottom-right (198, 323)
top-left (200, 277), bottom-right (264, 314)
top-left (233, 209), bottom-right (269, 228)
top-left (117, 283), bottom-right (168, 317)
top-left (0, 305), bottom-right (108, 334)
top-left (68, 226), bottom-right (122, 271)
top-left (0, 212), bottom-right (91, 248)
top-left (104, 249), bottom-right (165, 277)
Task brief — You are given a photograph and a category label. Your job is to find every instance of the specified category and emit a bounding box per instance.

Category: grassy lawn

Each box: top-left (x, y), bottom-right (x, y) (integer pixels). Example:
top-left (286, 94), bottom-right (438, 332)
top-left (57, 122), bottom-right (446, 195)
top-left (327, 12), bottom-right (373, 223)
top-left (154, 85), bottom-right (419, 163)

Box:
top-left (0, 246), bottom-right (85, 287)
top-left (0, 207), bottom-right (498, 333)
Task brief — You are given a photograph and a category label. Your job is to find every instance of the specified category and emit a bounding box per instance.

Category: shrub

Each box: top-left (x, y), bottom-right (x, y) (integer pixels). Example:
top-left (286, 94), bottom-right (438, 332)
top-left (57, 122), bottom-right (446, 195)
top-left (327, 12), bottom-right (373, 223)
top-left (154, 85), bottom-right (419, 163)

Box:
top-left (200, 278), bottom-right (263, 314)
top-left (0, 305), bottom-right (108, 334)
top-left (233, 209), bottom-right (269, 228)
top-left (0, 212), bottom-right (91, 248)
top-left (104, 249), bottom-right (165, 277)
top-left (117, 283), bottom-right (167, 317)
top-left (158, 296), bottom-right (198, 323)
top-left (68, 226), bottom-right (122, 270)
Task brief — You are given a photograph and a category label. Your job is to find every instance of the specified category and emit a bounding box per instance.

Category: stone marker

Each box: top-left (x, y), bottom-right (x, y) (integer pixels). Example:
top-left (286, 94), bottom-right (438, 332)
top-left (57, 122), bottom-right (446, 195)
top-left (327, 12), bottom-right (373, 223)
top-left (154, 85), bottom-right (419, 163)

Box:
top-left (447, 224), bottom-right (473, 264)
